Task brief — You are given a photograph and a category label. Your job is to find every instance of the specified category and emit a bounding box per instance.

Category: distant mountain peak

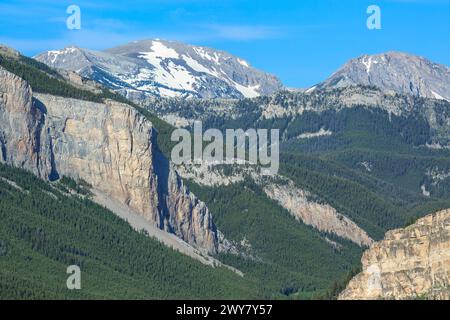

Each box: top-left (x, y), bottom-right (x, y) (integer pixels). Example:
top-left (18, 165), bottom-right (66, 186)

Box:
top-left (0, 44), bottom-right (21, 58)
top-left (314, 51), bottom-right (450, 101)
top-left (35, 39), bottom-right (282, 100)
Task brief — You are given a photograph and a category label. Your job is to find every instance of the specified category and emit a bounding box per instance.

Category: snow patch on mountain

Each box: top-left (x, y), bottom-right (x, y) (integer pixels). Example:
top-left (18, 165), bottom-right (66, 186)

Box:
top-left (431, 90), bottom-right (447, 101)
top-left (237, 58), bottom-right (250, 67)
top-left (35, 39), bottom-right (282, 100)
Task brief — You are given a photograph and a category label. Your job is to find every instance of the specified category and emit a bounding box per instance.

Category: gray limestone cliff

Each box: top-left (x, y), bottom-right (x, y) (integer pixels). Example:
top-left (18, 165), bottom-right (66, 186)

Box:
top-left (0, 66), bottom-right (218, 253)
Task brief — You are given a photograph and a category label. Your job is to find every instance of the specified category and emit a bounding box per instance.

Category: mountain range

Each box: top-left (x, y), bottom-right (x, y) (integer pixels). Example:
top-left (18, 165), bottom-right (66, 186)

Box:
top-left (1, 40), bottom-right (450, 300)
top-left (36, 44), bottom-right (450, 104)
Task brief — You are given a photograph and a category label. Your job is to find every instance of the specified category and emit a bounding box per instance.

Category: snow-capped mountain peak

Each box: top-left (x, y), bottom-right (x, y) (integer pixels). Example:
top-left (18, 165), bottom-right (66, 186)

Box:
top-left (35, 39), bottom-right (282, 100)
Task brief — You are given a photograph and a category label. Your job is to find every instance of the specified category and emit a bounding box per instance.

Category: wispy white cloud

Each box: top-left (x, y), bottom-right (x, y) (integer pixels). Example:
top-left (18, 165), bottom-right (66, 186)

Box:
top-left (0, 21), bottom-right (290, 56)
top-left (203, 24), bottom-right (282, 41)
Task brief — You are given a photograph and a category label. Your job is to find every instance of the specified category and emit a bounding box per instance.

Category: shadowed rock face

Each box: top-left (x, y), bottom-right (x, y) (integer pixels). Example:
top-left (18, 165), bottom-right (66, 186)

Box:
top-left (0, 66), bottom-right (218, 253)
top-left (339, 209), bottom-right (450, 300)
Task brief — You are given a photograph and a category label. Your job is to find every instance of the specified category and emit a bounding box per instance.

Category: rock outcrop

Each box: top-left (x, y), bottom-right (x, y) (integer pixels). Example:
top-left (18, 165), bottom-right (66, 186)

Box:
top-left (339, 209), bottom-right (450, 300)
top-left (264, 181), bottom-right (373, 247)
top-left (0, 66), bottom-right (218, 253)
top-left (175, 162), bottom-right (373, 247)
top-left (141, 86), bottom-right (450, 148)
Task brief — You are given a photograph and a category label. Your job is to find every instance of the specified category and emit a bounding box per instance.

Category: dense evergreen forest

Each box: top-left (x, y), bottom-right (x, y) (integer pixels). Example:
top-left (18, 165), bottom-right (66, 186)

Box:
top-left (0, 53), bottom-right (351, 299)
top-left (178, 97), bottom-right (450, 298)
top-left (0, 164), bottom-right (259, 299)
top-left (1, 49), bottom-right (449, 299)
top-left (183, 104), bottom-right (450, 238)
top-left (186, 179), bottom-right (363, 299)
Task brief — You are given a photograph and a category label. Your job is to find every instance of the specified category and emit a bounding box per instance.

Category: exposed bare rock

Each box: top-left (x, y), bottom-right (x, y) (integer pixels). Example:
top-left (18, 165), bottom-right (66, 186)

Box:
top-left (176, 162), bottom-right (373, 247)
top-left (339, 209), bottom-right (450, 300)
top-left (35, 40), bottom-right (282, 100)
top-left (0, 66), bottom-right (219, 253)
top-left (0, 45), bottom-right (21, 58)
top-left (0, 67), bottom-right (42, 174)
top-left (176, 163), bottom-right (246, 187)
top-left (57, 69), bottom-right (104, 94)
top-left (264, 181), bottom-right (373, 247)
top-left (263, 86), bottom-right (448, 118)
top-left (297, 128), bottom-right (332, 139)
top-left (316, 52), bottom-right (450, 101)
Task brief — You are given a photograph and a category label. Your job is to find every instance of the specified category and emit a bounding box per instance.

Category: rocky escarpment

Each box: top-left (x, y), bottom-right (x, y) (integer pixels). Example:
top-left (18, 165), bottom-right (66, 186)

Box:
top-left (175, 163), bottom-right (373, 247)
top-left (142, 86), bottom-right (450, 147)
top-left (0, 66), bottom-right (218, 253)
top-left (264, 181), bottom-right (373, 247)
top-left (339, 209), bottom-right (450, 300)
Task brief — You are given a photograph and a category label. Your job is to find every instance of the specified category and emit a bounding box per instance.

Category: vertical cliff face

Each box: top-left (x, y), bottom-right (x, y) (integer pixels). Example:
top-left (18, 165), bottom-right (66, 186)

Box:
top-left (0, 66), bottom-right (218, 253)
top-left (0, 67), bottom-right (43, 174)
top-left (339, 209), bottom-right (450, 300)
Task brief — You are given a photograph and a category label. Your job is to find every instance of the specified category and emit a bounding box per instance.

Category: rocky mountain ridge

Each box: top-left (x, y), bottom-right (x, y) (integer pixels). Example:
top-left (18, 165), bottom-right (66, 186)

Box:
top-left (144, 86), bottom-right (450, 148)
top-left (35, 39), bottom-right (282, 100)
top-left (315, 51), bottom-right (450, 101)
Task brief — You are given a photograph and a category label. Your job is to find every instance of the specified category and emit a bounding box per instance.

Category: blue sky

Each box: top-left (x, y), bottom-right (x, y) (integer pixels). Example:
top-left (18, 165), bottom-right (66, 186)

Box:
top-left (0, 0), bottom-right (449, 87)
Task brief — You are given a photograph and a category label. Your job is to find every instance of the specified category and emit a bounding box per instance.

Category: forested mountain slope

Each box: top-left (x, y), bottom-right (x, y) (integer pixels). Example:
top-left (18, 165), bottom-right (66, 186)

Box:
top-left (0, 164), bottom-right (257, 299)
top-left (147, 83), bottom-right (450, 297)
top-left (2, 45), bottom-right (449, 299)
top-left (0, 47), bottom-right (362, 298)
